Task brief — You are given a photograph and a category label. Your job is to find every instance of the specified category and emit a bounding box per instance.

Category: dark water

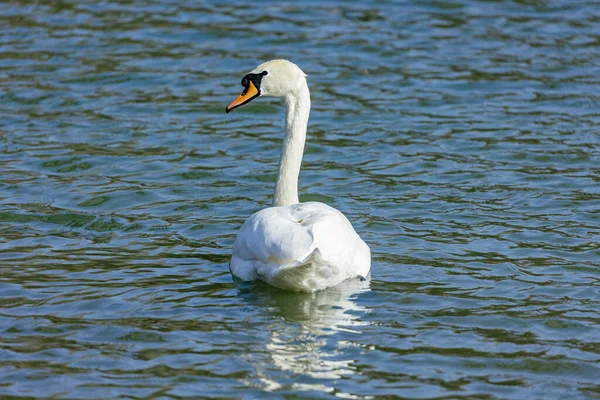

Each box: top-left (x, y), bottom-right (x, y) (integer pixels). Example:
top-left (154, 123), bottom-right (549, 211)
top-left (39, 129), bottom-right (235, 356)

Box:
top-left (1, 0), bottom-right (599, 398)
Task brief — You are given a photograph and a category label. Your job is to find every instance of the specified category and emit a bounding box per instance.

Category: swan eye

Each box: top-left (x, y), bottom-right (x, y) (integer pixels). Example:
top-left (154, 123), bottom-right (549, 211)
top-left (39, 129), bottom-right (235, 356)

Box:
top-left (241, 72), bottom-right (267, 91)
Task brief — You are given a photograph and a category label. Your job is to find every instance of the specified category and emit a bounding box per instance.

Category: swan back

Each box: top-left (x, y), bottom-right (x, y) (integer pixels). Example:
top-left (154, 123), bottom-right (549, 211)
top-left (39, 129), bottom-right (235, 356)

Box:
top-left (231, 202), bottom-right (370, 292)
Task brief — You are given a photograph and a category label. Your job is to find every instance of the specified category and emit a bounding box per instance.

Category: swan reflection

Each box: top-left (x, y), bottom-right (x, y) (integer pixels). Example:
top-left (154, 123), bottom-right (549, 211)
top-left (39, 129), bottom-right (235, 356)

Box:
top-left (236, 278), bottom-right (371, 391)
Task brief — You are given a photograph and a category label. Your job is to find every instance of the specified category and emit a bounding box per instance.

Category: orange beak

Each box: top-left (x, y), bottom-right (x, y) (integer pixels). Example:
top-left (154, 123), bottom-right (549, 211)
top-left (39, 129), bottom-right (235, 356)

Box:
top-left (226, 81), bottom-right (260, 113)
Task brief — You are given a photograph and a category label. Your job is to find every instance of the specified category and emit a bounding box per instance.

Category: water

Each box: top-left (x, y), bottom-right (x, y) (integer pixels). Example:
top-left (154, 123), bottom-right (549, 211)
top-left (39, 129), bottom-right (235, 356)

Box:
top-left (1, 0), bottom-right (599, 398)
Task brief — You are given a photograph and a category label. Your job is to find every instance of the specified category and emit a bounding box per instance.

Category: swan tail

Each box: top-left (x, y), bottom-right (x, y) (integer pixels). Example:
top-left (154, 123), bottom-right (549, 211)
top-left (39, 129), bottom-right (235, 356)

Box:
top-left (261, 248), bottom-right (341, 293)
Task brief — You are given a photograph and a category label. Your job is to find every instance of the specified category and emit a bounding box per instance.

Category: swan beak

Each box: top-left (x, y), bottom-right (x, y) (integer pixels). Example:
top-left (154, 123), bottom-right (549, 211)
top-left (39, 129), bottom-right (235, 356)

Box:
top-left (226, 81), bottom-right (260, 113)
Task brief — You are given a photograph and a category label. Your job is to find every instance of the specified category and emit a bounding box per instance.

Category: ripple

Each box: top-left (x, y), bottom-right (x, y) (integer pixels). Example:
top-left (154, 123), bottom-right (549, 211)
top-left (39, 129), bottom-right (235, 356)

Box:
top-left (1, 0), bottom-right (599, 398)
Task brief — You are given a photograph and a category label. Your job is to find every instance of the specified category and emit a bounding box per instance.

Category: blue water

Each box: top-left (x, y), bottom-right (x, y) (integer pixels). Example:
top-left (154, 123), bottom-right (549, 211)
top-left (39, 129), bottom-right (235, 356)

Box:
top-left (1, 1), bottom-right (599, 398)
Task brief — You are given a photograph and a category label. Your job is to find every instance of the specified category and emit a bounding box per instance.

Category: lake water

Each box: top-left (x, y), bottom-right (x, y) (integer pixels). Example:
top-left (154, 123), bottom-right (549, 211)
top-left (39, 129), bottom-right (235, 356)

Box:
top-left (1, 0), bottom-right (599, 398)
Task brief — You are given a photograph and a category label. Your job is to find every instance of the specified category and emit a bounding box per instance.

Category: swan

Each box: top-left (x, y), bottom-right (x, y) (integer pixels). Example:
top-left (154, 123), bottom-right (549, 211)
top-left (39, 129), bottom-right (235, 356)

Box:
top-left (225, 59), bottom-right (370, 292)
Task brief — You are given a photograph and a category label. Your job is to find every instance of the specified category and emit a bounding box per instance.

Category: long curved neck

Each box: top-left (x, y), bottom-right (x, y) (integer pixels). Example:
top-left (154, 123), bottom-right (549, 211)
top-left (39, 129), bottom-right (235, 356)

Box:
top-left (273, 83), bottom-right (310, 207)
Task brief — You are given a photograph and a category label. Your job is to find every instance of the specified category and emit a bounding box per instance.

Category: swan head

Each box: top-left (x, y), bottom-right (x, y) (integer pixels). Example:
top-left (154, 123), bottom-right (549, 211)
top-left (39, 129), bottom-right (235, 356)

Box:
top-left (226, 59), bottom-right (307, 113)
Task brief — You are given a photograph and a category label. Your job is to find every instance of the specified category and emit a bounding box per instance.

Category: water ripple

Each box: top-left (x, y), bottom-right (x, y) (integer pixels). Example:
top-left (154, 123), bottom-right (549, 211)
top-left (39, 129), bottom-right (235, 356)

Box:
top-left (1, 0), bottom-right (599, 398)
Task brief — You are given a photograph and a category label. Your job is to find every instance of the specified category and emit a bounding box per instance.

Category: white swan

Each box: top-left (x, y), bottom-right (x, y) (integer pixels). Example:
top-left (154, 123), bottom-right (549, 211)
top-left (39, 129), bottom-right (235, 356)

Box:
top-left (225, 59), bottom-right (370, 292)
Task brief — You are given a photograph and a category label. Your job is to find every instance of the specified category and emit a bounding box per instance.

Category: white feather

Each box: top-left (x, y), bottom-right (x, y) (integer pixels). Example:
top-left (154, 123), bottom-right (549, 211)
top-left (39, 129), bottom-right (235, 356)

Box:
top-left (231, 202), bottom-right (370, 292)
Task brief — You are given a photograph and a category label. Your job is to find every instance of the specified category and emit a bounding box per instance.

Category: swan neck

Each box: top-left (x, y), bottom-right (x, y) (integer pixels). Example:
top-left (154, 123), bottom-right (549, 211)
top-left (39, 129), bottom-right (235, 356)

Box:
top-left (273, 84), bottom-right (310, 207)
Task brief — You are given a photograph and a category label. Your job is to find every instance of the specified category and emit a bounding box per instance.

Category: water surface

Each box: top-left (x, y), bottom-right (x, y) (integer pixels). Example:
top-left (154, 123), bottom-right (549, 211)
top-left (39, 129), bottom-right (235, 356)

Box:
top-left (1, 0), bottom-right (599, 398)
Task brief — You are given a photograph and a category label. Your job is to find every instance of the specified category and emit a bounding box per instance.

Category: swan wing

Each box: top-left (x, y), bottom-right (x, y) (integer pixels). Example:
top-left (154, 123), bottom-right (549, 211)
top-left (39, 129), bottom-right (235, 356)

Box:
top-left (231, 202), bottom-right (370, 292)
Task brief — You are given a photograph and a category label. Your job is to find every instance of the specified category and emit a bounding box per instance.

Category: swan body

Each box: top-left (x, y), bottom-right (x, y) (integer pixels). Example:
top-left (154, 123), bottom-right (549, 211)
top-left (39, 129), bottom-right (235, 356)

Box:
top-left (231, 202), bottom-right (370, 292)
top-left (226, 60), bottom-right (370, 292)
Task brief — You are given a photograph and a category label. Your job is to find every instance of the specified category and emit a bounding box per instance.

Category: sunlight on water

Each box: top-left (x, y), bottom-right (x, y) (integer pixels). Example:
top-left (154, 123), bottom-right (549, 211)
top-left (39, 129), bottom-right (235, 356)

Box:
top-left (0, 0), bottom-right (599, 398)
